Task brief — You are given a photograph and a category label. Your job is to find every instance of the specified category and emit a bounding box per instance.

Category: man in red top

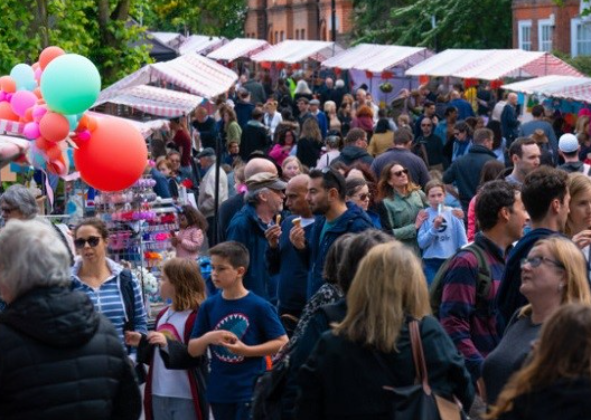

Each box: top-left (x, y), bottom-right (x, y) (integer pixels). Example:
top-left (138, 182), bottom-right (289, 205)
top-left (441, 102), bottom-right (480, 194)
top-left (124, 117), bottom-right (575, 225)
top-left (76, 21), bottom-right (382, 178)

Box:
top-left (170, 118), bottom-right (193, 182)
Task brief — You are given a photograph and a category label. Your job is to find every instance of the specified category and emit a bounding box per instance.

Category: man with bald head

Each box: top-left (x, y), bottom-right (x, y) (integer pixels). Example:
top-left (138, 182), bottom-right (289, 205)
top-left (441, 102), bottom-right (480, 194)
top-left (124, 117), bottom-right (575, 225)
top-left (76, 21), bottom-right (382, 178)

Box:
top-left (217, 157), bottom-right (278, 243)
top-left (265, 174), bottom-right (315, 333)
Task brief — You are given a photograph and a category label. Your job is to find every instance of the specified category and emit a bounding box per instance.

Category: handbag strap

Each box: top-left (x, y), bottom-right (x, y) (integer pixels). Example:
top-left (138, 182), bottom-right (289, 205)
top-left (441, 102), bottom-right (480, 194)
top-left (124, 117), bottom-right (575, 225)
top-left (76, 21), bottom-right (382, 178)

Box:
top-left (372, 318), bottom-right (432, 395)
top-left (409, 319), bottom-right (432, 395)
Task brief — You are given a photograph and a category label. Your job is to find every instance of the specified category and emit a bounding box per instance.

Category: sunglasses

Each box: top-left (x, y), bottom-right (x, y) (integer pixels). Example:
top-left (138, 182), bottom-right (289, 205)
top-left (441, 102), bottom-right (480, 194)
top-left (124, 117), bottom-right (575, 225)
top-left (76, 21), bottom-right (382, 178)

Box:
top-left (74, 236), bottom-right (101, 249)
top-left (392, 169), bottom-right (409, 177)
top-left (357, 193), bottom-right (371, 201)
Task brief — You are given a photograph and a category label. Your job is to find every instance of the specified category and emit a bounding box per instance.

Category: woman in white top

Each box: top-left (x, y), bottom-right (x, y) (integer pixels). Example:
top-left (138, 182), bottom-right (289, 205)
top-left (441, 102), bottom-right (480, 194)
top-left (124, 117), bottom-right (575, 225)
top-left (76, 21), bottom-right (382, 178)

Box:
top-left (264, 100), bottom-right (283, 137)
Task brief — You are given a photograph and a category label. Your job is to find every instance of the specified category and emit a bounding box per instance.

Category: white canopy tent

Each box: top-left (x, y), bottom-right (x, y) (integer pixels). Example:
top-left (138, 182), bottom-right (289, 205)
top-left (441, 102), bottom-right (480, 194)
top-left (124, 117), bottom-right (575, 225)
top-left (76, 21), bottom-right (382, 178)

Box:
top-left (502, 75), bottom-right (591, 103)
top-left (406, 49), bottom-right (583, 80)
top-left (178, 35), bottom-right (227, 56)
top-left (97, 54), bottom-right (238, 103)
top-left (251, 40), bottom-right (343, 63)
top-left (207, 38), bottom-right (271, 62)
top-left (322, 44), bottom-right (432, 73)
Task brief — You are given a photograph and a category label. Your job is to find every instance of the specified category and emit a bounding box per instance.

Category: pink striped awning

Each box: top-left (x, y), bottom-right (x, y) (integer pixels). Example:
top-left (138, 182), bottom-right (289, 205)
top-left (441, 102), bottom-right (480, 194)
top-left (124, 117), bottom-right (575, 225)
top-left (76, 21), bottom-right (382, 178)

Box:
top-left (502, 75), bottom-right (591, 103)
top-left (251, 40), bottom-right (343, 64)
top-left (0, 119), bottom-right (24, 136)
top-left (97, 54), bottom-right (238, 104)
top-left (207, 38), bottom-right (271, 62)
top-left (88, 112), bottom-right (171, 138)
top-left (322, 44), bottom-right (433, 73)
top-left (179, 35), bottom-right (227, 56)
top-left (95, 85), bottom-right (204, 118)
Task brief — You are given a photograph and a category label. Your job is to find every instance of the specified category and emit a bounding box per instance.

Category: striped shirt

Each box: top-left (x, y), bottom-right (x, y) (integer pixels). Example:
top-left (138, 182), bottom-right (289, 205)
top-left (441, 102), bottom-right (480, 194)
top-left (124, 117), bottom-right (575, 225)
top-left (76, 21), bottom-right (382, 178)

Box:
top-left (439, 233), bottom-right (506, 382)
top-left (71, 258), bottom-right (148, 346)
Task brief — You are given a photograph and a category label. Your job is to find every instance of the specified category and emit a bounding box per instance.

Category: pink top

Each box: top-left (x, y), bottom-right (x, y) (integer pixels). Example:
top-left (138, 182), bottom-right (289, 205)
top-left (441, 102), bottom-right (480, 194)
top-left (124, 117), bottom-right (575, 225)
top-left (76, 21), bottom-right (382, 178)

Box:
top-left (268, 143), bottom-right (292, 166)
top-left (175, 227), bottom-right (204, 259)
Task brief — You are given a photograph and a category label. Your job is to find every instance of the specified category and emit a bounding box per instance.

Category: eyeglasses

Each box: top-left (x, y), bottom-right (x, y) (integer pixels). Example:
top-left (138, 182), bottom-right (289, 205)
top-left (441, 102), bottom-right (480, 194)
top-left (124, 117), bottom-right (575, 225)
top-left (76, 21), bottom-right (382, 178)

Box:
top-left (74, 236), bottom-right (101, 249)
top-left (520, 256), bottom-right (565, 270)
top-left (421, 124), bottom-right (432, 127)
top-left (392, 169), bottom-right (409, 177)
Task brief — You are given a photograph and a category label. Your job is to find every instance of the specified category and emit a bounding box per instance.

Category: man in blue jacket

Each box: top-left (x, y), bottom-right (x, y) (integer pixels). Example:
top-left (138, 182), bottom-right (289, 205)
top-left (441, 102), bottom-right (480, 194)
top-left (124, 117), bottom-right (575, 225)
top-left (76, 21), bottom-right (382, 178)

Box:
top-left (290, 168), bottom-right (374, 298)
top-left (265, 174), bottom-right (315, 335)
top-left (226, 172), bottom-right (286, 302)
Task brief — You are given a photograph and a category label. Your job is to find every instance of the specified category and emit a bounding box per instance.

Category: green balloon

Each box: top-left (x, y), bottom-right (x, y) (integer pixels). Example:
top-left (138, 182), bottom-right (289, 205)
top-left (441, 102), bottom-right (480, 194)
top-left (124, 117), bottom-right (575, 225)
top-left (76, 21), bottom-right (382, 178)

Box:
top-left (40, 54), bottom-right (101, 115)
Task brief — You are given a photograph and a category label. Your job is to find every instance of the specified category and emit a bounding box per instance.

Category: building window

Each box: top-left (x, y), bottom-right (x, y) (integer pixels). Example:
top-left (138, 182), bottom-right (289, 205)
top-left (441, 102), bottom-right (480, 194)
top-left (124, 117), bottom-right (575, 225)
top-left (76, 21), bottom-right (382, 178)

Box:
top-left (275, 31), bottom-right (279, 44)
top-left (572, 18), bottom-right (591, 56)
top-left (295, 29), bottom-right (299, 40)
top-left (301, 29), bottom-right (306, 40)
top-left (538, 19), bottom-right (554, 52)
top-left (280, 31), bottom-right (285, 41)
top-left (518, 20), bottom-right (532, 51)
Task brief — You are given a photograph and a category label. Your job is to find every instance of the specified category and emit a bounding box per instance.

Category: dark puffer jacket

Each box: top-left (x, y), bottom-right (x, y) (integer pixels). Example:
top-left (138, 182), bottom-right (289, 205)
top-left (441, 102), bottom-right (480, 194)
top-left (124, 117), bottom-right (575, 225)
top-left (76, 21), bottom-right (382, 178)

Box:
top-left (0, 286), bottom-right (141, 420)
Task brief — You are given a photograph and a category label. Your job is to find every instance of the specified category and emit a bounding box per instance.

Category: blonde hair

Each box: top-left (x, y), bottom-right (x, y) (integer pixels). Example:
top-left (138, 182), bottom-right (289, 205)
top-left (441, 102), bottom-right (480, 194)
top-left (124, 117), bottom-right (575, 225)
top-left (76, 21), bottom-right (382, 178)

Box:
top-left (282, 156), bottom-right (303, 174)
top-left (162, 258), bottom-right (206, 311)
top-left (333, 242), bottom-right (431, 353)
top-left (324, 100), bottom-right (337, 114)
top-left (519, 236), bottom-right (591, 318)
top-left (566, 172), bottom-right (591, 237)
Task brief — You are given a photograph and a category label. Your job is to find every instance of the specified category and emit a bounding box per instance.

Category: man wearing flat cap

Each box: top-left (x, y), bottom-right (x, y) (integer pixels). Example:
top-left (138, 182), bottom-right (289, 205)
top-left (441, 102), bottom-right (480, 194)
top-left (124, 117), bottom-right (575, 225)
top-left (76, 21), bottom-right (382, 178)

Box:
top-left (226, 172), bottom-right (287, 302)
top-left (197, 148), bottom-right (228, 245)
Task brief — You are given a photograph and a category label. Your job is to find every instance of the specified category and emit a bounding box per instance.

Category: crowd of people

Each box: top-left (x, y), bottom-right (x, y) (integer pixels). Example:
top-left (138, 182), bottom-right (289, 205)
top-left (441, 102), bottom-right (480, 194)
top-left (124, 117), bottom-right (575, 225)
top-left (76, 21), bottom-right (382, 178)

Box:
top-left (3, 71), bottom-right (591, 420)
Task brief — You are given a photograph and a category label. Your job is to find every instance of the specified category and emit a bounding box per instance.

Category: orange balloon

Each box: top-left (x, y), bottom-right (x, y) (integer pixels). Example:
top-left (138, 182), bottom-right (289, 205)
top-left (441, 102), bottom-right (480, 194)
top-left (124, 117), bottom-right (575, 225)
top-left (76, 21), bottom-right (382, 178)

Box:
top-left (86, 116), bottom-right (98, 132)
top-left (23, 108), bottom-right (34, 123)
top-left (0, 76), bottom-right (16, 93)
top-left (39, 46), bottom-right (65, 70)
top-left (39, 112), bottom-right (70, 142)
top-left (45, 145), bottom-right (62, 161)
top-left (74, 117), bottom-right (147, 192)
top-left (32, 62), bottom-right (40, 70)
top-left (33, 88), bottom-right (42, 99)
top-left (0, 102), bottom-right (19, 121)
top-left (76, 114), bottom-right (89, 131)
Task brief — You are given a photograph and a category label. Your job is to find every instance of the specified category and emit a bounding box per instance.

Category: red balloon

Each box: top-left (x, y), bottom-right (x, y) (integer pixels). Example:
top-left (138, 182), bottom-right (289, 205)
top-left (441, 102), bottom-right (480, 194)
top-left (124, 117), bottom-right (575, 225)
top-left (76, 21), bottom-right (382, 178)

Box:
top-left (39, 112), bottom-right (70, 142)
top-left (0, 102), bottom-right (19, 121)
top-left (45, 144), bottom-right (62, 161)
top-left (74, 117), bottom-right (147, 192)
top-left (35, 137), bottom-right (50, 150)
top-left (39, 46), bottom-right (65, 71)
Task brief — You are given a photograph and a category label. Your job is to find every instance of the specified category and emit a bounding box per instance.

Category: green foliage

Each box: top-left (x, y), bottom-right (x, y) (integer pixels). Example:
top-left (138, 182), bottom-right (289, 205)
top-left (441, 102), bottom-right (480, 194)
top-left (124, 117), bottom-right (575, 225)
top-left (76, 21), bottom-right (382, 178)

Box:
top-left (145, 0), bottom-right (247, 38)
top-left (554, 51), bottom-right (591, 76)
top-left (353, 0), bottom-right (512, 50)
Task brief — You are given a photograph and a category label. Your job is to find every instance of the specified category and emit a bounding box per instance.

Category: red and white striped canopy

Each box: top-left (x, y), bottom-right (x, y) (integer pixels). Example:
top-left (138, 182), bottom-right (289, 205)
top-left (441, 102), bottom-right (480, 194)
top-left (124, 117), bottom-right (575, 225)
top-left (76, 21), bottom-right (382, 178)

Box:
top-left (97, 54), bottom-right (238, 103)
top-left (406, 49), bottom-right (583, 80)
top-left (207, 38), bottom-right (271, 62)
top-left (251, 40), bottom-right (343, 64)
top-left (0, 119), bottom-right (24, 136)
top-left (322, 44), bottom-right (433, 73)
top-left (95, 85), bottom-right (204, 118)
top-left (179, 35), bottom-right (227, 56)
top-left (502, 75), bottom-right (591, 103)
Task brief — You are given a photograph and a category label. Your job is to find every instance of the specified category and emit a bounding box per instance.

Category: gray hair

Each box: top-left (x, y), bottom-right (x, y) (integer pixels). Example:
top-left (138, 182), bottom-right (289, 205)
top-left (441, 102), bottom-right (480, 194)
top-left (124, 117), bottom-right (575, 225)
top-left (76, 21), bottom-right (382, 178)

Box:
top-left (244, 187), bottom-right (269, 205)
top-left (335, 79), bottom-right (345, 88)
top-left (0, 220), bottom-right (71, 300)
top-left (0, 184), bottom-right (38, 220)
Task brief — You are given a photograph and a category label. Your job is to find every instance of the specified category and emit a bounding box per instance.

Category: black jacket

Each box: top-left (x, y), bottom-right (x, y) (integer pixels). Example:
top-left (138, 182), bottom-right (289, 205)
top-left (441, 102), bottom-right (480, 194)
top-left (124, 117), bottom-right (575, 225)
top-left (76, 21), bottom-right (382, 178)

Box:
top-left (498, 377), bottom-right (591, 420)
top-left (331, 145), bottom-right (374, 167)
top-left (240, 120), bottom-right (270, 161)
top-left (295, 316), bottom-right (474, 420)
top-left (0, 286), bottom-right (141, 420)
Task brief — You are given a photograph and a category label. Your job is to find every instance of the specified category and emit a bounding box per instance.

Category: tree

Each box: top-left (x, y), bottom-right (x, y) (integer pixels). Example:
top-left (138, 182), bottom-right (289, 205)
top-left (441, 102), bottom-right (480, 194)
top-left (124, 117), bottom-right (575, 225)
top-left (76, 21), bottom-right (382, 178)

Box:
top-left (145, 0), bottom-right (247, 38)
top-left (352, 0), bottom-right (512, 50)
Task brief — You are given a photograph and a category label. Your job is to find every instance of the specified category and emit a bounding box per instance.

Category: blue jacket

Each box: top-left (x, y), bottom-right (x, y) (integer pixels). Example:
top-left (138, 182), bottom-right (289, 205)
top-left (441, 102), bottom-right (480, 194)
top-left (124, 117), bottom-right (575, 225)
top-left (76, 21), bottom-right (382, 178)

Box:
top-left (226, 203), bottom-right (277, 301)
top-left (314, 111), bottom-right (328, 139)
top-left (303, 202), bottom-right (374, 298)
top-left (266, 215), bottom-right (316, 315)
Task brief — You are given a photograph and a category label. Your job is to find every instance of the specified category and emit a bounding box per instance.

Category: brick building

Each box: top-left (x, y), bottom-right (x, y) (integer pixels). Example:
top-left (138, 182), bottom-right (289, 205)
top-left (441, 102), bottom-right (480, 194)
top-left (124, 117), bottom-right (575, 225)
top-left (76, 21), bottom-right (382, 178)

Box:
top-left (245, 0), bottom-right (354, 44)
top-left (513, 0), bottom-right (591, 56)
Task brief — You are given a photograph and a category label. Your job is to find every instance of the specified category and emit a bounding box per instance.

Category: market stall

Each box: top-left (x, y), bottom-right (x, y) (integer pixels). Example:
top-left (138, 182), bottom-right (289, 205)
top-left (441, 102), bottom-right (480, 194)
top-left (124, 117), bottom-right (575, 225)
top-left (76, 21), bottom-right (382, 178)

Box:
top-left (178, 35), bottom-right (227, 56)
top-left (207, 38), bottom-right (271, 62)
top-left (321, 43), bottom-right (434, 105)
top-left (251, 39), bottom-right (342, 64)
top-left (501, 75), bottom-right (591, 102)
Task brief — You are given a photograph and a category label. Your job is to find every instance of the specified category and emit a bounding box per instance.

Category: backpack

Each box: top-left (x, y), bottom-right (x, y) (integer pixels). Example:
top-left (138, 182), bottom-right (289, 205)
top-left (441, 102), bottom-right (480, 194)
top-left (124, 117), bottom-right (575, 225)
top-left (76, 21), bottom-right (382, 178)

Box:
top-left (429, 243), bottom-right (493, 319)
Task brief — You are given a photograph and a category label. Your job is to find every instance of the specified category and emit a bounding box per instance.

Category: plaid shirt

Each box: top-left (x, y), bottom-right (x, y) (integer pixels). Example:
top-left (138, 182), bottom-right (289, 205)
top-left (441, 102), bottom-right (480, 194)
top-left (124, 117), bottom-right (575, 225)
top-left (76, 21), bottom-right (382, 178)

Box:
top-left (439, 233), bottom-right (506, 381)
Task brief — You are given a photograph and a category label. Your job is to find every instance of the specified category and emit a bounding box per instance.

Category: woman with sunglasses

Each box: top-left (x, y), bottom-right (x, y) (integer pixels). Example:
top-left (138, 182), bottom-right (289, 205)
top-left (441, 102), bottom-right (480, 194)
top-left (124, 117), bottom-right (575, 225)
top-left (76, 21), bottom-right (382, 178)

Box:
top-left (71, 218), bottom-right (148, 347)
top-left (376, 161), bottom-right (427, 253)
top-left (345, 177), bottom-right (381, 229)
top-left (482, 236), bottom-right (591, 407)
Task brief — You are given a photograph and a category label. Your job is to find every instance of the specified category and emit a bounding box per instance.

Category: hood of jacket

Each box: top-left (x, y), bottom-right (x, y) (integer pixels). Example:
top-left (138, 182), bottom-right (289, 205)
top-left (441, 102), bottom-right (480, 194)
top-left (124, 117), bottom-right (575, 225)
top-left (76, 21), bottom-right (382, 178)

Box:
top-left (321, 201), bottom-right (373, 235)
top-left (0, 286), bottom-right (99, 348)
top-left (338, 145), bottom-right (372, 164)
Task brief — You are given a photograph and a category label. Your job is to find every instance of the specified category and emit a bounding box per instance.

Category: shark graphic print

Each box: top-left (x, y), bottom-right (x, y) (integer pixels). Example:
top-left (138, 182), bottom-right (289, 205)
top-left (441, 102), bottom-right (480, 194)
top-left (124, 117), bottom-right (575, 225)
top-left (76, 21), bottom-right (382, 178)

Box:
top-left (212, 313), bottom-right (250, 363)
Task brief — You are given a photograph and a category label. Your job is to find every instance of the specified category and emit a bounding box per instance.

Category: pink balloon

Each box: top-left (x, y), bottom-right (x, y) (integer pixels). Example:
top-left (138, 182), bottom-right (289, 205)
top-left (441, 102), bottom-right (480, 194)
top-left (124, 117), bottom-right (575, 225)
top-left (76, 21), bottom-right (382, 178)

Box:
top-left (23, 122), bottom-right (40, 139)
top-left (32, 105), bottom-right (48, 122)
top-left (34, 68), bottom-right (43, 81)
top-left (0, 92), bottom-right (5, 102)
top-left (10, 90), bottom-right (37, 117)
top-left (76, 129), bottom-right (91, 142)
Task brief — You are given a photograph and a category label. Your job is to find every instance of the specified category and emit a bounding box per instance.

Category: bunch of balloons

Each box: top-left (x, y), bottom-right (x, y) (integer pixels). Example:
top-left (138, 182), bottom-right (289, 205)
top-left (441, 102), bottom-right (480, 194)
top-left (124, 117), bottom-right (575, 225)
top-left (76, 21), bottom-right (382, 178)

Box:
top-left (0, 46), bottom-right (147, 192)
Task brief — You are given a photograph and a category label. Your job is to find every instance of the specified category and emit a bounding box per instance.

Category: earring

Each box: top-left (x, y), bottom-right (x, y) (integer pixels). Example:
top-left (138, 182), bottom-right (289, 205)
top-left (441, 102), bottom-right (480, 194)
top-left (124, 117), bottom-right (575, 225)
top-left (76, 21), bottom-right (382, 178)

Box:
top-left (558, 283), bottom-right (565, 292)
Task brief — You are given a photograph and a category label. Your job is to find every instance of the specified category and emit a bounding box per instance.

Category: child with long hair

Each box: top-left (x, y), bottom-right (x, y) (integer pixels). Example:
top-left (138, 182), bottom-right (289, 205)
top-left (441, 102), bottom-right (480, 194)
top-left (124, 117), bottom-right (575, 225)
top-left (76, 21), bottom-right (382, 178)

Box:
top-left (125, 258), bottom-right (208, 420)
top-left (171, 205), bottom-right (208, 259)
